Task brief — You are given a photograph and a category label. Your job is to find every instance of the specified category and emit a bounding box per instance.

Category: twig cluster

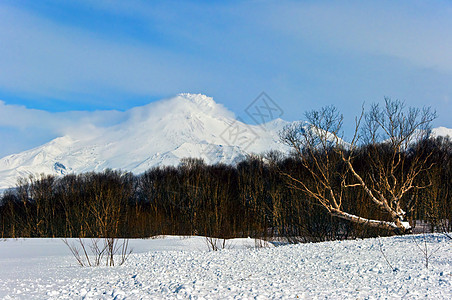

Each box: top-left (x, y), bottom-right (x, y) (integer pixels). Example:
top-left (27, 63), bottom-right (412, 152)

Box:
top-left (62, 237), bottom-right (132, 267)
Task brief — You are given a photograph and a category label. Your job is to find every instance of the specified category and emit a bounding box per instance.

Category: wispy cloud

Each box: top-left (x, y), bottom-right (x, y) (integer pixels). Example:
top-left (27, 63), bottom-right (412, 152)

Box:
top-left (0, 100), bottom-right (126, 157)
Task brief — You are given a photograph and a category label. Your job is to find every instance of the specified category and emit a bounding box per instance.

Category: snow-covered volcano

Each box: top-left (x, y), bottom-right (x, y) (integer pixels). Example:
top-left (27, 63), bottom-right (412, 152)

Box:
top-left (1, 93), bottom-right (450, 191)
top-left (0, 94), bottom-right (291, 190)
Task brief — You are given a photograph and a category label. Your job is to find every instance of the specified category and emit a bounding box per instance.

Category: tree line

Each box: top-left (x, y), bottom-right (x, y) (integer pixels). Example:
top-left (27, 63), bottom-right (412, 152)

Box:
top-left (1, 136), bottom-right (450, 241)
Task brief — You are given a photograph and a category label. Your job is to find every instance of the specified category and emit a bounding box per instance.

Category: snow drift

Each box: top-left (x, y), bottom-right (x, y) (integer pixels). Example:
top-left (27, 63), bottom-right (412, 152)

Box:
top-left (0, 234), bottom-right (450, 298)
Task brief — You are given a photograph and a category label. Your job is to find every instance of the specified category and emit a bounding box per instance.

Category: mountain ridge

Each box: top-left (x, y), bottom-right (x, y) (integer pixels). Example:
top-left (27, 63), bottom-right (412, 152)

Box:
top-left (0, 94), bottom-right (290, 190)
top-left (0, 94), bottom-right (450, 191)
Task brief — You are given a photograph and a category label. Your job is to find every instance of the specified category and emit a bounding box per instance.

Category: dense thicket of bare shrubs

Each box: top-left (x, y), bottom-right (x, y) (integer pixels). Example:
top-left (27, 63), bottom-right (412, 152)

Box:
top-left (0, 137), bottom-right (451, 240)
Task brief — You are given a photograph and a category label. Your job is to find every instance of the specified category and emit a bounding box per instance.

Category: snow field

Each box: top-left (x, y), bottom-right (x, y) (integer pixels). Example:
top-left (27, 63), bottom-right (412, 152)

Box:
top-left (0, 234), bottom-right (451, 299)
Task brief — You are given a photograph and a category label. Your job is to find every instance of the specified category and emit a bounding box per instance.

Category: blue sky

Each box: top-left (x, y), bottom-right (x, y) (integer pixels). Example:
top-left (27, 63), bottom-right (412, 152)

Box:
top-left (0, 0), bottom-right (451, 157)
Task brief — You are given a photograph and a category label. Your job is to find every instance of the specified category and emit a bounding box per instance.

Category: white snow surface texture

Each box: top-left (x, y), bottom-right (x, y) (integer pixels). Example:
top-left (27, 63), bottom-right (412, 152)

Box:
top-left (0, 234), bottom-right (451, 299)
top-left (0, 93), bottom-right (291, 190)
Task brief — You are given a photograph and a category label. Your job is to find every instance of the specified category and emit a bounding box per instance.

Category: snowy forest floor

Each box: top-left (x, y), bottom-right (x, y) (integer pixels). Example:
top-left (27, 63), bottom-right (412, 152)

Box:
top-left (0, 234), bottom-right (451, 299)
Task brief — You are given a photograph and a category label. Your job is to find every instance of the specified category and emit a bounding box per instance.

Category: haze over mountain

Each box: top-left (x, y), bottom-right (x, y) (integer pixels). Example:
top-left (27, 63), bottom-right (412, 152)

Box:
top-left (0, 94), bottom-right (291, 190)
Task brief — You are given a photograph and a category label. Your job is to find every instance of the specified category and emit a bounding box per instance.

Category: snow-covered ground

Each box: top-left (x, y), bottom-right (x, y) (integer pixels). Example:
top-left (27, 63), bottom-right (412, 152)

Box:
top-left (0, 234), bottom-right (451, 299)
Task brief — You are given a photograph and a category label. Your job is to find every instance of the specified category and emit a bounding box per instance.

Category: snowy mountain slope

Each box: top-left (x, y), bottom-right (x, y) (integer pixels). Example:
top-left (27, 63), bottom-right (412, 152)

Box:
top-left (0, 93), bottom-right (450, 191)
top-left (432, 126), bottom-right (452, 139)
top-left (0, 94), bottom-right (291, 190)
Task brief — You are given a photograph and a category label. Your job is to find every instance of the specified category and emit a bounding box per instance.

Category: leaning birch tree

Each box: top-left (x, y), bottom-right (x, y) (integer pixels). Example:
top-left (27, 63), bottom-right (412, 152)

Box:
top-left (281, 98), bottom-right (436, 234)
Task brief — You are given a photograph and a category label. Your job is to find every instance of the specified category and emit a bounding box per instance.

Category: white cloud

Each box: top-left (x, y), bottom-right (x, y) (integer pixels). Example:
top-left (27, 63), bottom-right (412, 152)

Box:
top-left (0, 99), bottom-right (125, 157)
top-left (0, 100), bottom-right (124, 132)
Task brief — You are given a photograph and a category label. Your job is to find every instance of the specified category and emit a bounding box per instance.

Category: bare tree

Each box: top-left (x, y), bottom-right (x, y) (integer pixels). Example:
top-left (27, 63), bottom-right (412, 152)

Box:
top-left (205, 236), bottom-right (230, 251)
top-left (281, 98), bottom-right (436, 234)
top-left (63, 238), bottom-right (132, 267)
